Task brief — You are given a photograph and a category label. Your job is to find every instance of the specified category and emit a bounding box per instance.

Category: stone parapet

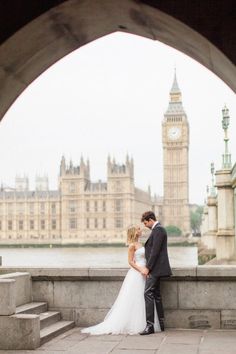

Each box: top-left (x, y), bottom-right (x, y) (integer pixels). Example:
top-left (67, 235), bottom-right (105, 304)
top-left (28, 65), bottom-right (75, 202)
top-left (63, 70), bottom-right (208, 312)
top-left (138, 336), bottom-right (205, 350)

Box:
top-left (1, 267), bottom-right (236, 329)
top-left (2, 265), bottom-right (236, 279)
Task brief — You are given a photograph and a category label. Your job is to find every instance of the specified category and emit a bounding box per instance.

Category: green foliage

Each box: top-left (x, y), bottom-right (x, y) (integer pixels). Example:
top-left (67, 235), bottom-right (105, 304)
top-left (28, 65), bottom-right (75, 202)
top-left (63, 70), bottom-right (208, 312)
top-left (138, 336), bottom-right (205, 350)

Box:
top-left (191, 205), bottom-right (203, 235)
top-left (165, 225), bottom-right (182, 237)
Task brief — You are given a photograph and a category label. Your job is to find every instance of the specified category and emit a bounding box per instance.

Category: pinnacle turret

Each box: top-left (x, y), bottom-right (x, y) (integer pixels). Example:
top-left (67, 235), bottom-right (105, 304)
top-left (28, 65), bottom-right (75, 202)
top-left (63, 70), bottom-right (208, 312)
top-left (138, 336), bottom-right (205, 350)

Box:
top-left (170, 69), bottom-right (180, 94)
top-left (164, 69), bottom-right (186, 117)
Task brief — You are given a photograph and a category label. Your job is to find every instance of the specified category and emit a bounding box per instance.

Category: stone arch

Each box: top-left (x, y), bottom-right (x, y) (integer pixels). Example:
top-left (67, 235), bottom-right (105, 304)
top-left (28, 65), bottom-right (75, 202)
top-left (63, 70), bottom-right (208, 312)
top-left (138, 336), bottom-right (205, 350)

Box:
top-left (0, 0), bottom-right (235, 121)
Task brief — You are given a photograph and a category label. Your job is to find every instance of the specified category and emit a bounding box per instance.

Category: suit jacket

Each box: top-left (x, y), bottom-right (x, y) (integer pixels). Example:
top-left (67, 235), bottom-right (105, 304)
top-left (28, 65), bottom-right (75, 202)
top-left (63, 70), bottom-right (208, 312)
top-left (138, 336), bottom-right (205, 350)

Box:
top-left (144, 223), bottom-right (172, 277)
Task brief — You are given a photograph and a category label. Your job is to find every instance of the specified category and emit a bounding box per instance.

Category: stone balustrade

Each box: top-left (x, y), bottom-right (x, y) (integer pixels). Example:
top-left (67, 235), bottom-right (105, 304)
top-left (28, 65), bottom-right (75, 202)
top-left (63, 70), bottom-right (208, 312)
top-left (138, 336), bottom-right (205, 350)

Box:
top-left (1, 266), bottom-right (236, 330)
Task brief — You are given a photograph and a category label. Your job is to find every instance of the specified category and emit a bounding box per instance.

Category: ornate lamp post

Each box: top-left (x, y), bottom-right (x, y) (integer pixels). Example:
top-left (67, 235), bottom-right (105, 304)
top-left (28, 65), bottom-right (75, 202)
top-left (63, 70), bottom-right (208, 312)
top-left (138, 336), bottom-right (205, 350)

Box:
top-left (221, 104), bottom-right (232, 169)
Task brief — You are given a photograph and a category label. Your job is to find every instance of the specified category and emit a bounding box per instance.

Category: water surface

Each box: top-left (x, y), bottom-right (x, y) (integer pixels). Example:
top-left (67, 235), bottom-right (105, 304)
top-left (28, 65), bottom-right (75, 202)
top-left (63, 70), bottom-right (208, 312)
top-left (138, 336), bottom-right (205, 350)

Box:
top-left (0, 246), bottom-right (198, 267)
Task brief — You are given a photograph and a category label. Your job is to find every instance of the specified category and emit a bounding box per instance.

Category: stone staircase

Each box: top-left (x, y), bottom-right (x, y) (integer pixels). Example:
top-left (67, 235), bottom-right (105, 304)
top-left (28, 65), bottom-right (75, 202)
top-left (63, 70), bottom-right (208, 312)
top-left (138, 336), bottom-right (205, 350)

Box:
top-left (0, 272), bottom-right (74, 350)
top-left (16, 301), bottom-right (74, 345)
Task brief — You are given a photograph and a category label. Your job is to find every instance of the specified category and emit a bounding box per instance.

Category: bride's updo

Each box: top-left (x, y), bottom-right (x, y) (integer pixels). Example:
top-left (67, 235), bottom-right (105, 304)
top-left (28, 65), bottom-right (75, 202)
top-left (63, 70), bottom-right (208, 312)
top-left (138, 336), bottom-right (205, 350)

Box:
top-left (126, 225), bottom-right (139, 245)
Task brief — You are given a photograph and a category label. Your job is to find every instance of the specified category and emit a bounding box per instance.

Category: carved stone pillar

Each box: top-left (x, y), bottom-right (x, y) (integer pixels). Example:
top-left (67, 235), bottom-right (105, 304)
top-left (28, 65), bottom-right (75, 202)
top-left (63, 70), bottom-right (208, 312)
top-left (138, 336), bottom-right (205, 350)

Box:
top-left (201, 204), bottom-right (209, 247)
top-left (215, 169), bottom-right (235, 260)
top-left (203, 195), bottom-right (217, 249)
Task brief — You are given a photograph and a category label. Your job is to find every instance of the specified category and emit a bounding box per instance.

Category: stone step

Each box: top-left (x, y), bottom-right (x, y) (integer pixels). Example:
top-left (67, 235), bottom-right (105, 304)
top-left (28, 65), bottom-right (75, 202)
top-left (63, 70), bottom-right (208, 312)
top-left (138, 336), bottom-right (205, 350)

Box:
top-left (40, 320), bottom-right (75, 345)
top-left (39, 311), bottom-right (61, 330)
top-left (16, 302), bottom-right (47, 315)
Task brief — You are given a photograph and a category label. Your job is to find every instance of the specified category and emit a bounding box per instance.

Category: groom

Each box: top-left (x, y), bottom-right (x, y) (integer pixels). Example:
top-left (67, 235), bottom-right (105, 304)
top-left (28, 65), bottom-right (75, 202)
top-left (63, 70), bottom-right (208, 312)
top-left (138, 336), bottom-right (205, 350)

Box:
top-left (140, 211), bottom-right (172, 335)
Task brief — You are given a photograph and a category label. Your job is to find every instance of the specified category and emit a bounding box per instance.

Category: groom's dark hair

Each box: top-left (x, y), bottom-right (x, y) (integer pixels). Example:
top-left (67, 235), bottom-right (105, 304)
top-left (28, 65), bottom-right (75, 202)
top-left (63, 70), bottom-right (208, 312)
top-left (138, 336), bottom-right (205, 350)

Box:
top-left (141, 211), bottom-right (156, 222)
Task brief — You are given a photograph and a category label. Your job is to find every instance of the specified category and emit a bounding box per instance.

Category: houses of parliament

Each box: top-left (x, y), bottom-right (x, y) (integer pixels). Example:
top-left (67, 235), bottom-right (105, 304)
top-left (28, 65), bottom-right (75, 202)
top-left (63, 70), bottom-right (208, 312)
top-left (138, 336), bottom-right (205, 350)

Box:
top-left (0, 73), bottom-right (190, 244)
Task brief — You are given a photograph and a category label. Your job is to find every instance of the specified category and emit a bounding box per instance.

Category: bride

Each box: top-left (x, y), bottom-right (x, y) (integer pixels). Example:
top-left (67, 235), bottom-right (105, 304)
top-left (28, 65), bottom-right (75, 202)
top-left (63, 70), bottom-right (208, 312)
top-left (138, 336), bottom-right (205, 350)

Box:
top-left (81, 225), bottom-right (160, 335)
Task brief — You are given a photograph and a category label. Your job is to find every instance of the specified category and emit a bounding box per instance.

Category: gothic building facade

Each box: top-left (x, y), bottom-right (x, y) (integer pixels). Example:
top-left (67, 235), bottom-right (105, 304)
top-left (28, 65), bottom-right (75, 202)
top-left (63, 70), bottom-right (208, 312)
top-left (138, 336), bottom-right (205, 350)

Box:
top-left (0, 156), bottom-right (162, 244)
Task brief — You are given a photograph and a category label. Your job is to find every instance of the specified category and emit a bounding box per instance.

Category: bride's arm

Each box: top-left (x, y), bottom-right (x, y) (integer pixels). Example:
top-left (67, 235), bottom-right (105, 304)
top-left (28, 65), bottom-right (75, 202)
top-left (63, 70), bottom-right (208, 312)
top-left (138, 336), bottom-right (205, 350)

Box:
top-left (128, 244), bottom-right (143, 273)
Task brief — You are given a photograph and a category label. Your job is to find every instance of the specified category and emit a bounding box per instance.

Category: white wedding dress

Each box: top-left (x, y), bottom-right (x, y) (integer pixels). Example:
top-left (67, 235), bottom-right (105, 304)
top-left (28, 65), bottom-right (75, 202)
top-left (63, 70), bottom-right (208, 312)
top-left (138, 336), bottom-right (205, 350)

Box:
top-left (81, 247), bottom-right (160, 335)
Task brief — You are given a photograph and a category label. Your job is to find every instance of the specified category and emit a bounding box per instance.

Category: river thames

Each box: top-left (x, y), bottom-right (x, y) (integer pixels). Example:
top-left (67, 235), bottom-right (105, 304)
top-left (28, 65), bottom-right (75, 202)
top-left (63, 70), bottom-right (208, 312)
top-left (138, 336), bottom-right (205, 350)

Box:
top-left (0, 246), bottom-right (198, 267)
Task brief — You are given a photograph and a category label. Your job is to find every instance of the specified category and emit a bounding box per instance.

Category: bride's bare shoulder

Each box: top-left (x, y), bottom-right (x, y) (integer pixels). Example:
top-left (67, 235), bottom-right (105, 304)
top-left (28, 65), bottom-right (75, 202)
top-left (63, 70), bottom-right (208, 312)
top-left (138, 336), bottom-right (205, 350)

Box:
top-left (128, 243), bottom-right (135, 251)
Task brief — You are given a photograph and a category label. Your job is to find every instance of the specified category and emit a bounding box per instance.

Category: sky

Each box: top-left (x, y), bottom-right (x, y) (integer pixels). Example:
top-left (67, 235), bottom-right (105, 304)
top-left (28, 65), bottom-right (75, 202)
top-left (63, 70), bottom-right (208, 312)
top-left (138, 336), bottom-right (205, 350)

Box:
top-left (0, 32), bottom-right (235, 204)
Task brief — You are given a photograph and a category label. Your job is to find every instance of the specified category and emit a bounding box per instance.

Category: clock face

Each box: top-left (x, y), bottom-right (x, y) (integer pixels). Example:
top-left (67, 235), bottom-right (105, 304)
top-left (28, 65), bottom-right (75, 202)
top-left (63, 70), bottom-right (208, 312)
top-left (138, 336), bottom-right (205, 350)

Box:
top-left (168, 126), bottom-right (181, 140)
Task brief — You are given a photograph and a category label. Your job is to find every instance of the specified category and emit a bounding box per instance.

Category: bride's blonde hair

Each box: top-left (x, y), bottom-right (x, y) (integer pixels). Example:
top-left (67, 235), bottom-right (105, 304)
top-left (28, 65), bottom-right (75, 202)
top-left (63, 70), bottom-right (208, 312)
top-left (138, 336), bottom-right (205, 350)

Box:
top-left (126, 225), bottom-right (139, 245)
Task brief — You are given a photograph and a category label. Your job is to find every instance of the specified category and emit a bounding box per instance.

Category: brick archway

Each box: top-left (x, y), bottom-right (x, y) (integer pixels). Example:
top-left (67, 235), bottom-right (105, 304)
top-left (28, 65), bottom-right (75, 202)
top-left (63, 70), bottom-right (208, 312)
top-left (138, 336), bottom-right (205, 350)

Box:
top-left (0, 0), bottom-right (235, 121)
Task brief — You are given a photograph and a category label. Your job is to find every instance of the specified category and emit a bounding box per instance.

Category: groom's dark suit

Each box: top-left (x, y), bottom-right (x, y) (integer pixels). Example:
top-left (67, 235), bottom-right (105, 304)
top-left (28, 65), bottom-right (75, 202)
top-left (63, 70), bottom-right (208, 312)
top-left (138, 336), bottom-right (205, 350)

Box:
top-left (144, 223), bottom-right (172, 330)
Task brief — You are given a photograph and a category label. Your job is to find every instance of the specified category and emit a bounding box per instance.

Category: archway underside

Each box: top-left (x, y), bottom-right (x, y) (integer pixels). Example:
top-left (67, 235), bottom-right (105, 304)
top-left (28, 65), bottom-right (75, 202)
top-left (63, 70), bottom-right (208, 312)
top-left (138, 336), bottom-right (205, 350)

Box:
top-left (0, 0), bottom-right (235, 121)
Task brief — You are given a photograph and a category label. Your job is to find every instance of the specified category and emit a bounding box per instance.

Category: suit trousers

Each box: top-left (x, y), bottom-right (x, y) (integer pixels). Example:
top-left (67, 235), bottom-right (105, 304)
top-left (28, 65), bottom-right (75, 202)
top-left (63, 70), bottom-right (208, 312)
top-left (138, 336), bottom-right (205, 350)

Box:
top-left (144, 274), bottom-right (164, 327)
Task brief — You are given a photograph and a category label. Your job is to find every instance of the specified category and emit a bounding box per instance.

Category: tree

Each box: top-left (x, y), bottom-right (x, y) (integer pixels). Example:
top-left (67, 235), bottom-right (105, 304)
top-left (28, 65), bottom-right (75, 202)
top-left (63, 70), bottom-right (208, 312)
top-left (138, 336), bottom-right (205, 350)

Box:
top-left (191, 206), bottom-right (203, 236)
top-left (165, 225), bottom-right (182, 237)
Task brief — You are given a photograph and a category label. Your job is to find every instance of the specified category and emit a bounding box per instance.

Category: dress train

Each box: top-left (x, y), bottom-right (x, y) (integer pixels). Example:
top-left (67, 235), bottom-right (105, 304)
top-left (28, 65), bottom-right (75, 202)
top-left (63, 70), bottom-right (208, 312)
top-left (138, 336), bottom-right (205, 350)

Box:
top-left (81, 247), bottom-right (160, 335)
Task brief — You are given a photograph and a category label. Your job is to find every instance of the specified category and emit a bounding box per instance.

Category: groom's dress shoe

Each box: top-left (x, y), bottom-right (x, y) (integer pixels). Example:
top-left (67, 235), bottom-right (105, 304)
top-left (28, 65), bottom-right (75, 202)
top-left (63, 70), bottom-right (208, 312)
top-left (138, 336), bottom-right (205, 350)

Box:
top-left (139, 325), bottom-right (154, 335)
top-left (159, 319), bottom-right (165, 332)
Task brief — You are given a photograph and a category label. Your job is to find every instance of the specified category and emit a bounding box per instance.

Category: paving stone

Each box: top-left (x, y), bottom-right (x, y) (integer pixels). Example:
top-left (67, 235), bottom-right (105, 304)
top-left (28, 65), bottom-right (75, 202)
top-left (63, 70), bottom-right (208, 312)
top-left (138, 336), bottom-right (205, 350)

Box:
top-left (165, 335), bottom-right (202, 344)
top-left (199, 351), bottom-right (236, 354)
top-left (39, 339), bottom-right (79, 350)
top-left (200, 342), bottom-right (236, 351)
top-left (112, 350), bottom-right (156, 354)
top-left (157, 343), bottom-right (199, 354)
top-left (85, 334), bottom-right (126, 341)
top-left (117, 334), bottom-right (164, 350)
top-left (165, 329), bottom-right (203, 344)
top-left (203, 329), bottom-right (236, 339)
top-left (67, 339), bottom-right (118, 353)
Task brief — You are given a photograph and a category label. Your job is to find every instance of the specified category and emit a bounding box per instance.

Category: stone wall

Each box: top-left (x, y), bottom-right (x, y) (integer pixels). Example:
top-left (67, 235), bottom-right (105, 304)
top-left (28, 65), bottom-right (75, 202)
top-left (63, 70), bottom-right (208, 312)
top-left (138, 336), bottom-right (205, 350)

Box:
top-left (1, 266), bottom-right (236, 329)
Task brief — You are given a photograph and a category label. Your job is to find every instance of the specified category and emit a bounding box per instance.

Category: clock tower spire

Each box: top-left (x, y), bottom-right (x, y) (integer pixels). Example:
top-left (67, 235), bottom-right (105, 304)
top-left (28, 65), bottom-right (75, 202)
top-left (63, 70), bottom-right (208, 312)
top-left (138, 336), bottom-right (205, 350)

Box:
top-left (162, 71), bottom-right (190, 235)
top-left (166, 69), bottom-right (186, 117)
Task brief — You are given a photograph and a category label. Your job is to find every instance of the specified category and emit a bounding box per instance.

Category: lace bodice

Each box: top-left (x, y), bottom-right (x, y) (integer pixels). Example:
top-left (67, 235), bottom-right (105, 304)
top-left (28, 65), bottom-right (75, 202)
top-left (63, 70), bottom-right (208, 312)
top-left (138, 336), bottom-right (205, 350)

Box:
top-left (134, 247), bottom-right (146, 267)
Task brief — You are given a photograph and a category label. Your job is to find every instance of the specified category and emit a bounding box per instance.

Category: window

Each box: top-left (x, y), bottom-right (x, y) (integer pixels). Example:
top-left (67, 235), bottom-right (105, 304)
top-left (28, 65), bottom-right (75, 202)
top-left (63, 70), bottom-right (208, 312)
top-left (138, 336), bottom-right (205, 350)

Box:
top-left (115, 199), bottom-right (122, 212)
top-left (52, 219), bottom-right (56, 230)
top-left (69, 218), bottom-right (77, 230)
top-left (8, 220), bottom-right (13, 230)
top-left (115, 218), bottom-right (123, 229)
top-left (86, 201), bottom-right (90, 212)
top-left (86, 218), bottom-right (90, 229)
top-left (40, 202), bottom-right (45, 214)
top-left (94, 201), bottom-right (98, 212)
top-left (115, 180), bottom-right (122, 192)
top-left (51, 203), bottom-right (56, 215)
top-left (30, 220), bottom-right (34, 230)
top-left (102, 201), bottom-right (106, 212)
top-left (18, 203), bottom-right (24, 214)
top-left (68, 200), bottom-right (77, 213)
top-left (29, 203), bottom-right (34, 214)
top-left (41, 220), bottom-right (45, 230)
top-left (103, 218), bottom-right (106, 229)
top-left (19, 220), bottom-right (24, 230)
top-left (69, 182), bottom-right (76, 193)
top-left (8, 203), bottom-right (13, 215)
top-left (94, 218), bottom-right (98, 228)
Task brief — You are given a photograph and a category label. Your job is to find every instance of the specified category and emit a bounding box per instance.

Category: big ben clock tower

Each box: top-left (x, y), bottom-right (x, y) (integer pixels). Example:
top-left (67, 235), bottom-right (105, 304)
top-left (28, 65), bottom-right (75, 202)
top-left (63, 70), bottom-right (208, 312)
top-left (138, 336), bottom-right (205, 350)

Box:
top-left (162, 71), bottom-right (190, 235)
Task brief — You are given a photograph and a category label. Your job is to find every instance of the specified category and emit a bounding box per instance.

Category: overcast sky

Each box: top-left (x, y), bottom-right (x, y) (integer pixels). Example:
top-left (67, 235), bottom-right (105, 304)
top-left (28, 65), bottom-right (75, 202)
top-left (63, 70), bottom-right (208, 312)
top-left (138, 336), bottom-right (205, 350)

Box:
top-left (0, 32), bottom-right (235, 204)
